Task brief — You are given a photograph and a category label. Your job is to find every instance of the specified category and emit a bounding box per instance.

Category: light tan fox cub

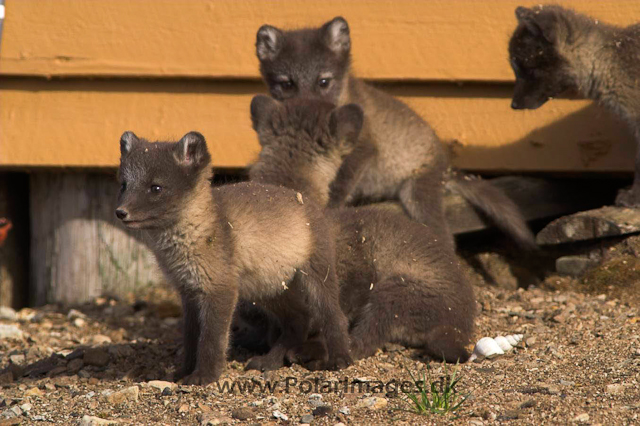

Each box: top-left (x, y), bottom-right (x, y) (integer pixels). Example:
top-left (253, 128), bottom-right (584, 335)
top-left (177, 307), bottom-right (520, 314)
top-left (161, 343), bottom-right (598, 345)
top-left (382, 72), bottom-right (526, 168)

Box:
top-left (115, 131), bottom-right (351, 384)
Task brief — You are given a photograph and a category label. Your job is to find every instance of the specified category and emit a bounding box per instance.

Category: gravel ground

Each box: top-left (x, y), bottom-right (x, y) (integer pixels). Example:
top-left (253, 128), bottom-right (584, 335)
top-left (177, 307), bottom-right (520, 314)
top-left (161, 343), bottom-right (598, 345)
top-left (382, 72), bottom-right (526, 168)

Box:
top-left (1, 249), bottom-right (639, 425)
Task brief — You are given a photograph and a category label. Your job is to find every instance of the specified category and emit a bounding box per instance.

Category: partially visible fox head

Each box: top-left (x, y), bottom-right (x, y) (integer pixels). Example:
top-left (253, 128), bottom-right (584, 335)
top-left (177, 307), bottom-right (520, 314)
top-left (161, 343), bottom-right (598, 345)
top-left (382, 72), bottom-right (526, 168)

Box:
top-left (509, 5), bottom-right (576, 109)
top-left (116, 131), bottom-right (211, 229)
top-left (249, 95), bottom-right (363, 204)
top-left (256, 17), bottom-right (351, 103)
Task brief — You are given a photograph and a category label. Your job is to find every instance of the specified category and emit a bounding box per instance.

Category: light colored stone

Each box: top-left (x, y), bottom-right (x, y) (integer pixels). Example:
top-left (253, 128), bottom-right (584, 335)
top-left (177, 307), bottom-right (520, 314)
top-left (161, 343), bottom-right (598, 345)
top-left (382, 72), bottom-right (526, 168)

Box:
top-left (0, 306), bottom-right (17, 321)
top-left (105, 386), bottom-right (139, 405)
top-left (24, 386), bottom-right (44, 397)
top-left (90, 334), bottom-right (112, 345)
top-left (573, 413), bottom-right (590, 423)
top-left (605, 384), bottom-right (626, 394)
top-left (273, 410), bottom-right (288, 421)
top-left (147, 380), bottom-right (178, 392)
top-left (67, 309), bottom-right (86, 320)
top-left (9, 354), bottom-right (25, 364)
top-left (358, 396), bottom-right (388, 410)
top-left (300, 414), bottom-right (314, 423)
top-left (80, 415), bottom-right (119, 425)
top-left (0, 324), bottom-right (22, 340)
top-left (308, 393), bottom-right (324, 408)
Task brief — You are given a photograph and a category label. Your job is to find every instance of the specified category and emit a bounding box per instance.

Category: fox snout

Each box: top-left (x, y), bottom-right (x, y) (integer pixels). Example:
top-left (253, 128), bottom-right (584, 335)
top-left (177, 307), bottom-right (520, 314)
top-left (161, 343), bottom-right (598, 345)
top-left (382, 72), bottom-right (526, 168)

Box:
top-left (115, 208), bottom-right (128, 220)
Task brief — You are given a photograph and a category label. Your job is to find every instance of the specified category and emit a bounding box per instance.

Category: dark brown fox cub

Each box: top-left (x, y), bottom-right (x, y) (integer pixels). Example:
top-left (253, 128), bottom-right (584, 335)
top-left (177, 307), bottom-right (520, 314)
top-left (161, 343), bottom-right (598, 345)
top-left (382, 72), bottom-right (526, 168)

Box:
top-left (115, 131), bottom-right (351, 384)
top-left (250, 96), bottom-right (476, 363)
top-left (257, 16), bottom-right (536, 250)
top-left (509, 5), bottom-right (640, 206)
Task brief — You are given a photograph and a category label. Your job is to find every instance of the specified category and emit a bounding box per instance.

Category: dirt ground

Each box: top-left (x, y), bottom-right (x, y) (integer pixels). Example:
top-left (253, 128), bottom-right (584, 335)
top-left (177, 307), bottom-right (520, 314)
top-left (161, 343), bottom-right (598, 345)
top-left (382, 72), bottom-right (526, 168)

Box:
top-left (1, 237), bottom-right (640, 425)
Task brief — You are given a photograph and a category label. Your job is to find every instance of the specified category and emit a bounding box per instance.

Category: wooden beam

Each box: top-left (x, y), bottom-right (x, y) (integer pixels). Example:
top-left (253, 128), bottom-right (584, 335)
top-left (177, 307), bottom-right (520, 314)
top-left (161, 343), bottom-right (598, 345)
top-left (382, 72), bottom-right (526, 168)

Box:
top-left (375, 177), bottom-right (618, 237)
top-left (2, 0), bottom-right (639, 82)
top-left (536, 206), bottom-right (640, 245)
top-left (0, 79), bottom-right (634, 171)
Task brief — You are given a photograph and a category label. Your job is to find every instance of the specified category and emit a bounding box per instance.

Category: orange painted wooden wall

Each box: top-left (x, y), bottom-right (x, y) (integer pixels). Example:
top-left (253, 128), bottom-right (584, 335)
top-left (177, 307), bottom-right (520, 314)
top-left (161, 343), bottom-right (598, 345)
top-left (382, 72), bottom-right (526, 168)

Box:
top-left (0, 0), bottom-right (637, 173)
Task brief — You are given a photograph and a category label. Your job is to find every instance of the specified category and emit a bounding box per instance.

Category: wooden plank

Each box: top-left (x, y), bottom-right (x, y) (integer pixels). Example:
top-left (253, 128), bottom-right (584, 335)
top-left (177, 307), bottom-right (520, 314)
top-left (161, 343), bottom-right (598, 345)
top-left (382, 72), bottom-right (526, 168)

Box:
top-left (2, 0), bottom-right (639, 82)
top-left (367, 177), bottom-right (617, 237)
top-left (30, 172), bottom-right (161, 305)
top-left (536, 206), bottom-right (640, 245)
top-left (445, 177), bottom-right (617, 236)
top-left (0, 79), bottom-right (634, 171)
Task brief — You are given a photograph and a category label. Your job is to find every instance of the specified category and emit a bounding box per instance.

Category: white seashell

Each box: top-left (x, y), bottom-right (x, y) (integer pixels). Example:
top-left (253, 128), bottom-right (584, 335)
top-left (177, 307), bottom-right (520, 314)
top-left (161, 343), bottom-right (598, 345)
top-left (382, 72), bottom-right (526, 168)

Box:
top-left (468, 334), bottom-right (524, 362)
top-left (505, 335), bottom-right (519, 346)
top-left (468, 337), bottom-right (503, 362)
top-left (494, 336), bottom-right (513, 352)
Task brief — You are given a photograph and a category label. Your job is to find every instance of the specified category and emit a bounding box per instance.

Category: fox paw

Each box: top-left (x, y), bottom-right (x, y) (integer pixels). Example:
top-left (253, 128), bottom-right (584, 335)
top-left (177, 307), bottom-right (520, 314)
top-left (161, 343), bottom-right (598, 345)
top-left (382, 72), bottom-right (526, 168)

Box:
top-left (181, 370), bottom-right (218, 386)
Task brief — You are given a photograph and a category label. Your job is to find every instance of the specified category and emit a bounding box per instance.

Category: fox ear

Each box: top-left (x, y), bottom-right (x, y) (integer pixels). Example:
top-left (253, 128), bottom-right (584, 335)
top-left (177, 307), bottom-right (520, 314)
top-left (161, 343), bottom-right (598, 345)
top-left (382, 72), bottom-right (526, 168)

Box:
top-left (515, 6), bottom-right (534, 22)
top-left (174, 131), bottom-right (211, 167)
top-left (250, 95), bottom-right (280, 131)
top-left (516, 6), bottom-right (559, 43)
top-left (256, 25), bottom-right (284, 61)
top-left (120, 131), bottom-right (138, 157)
top-left (329, 103), bottom-right (363, 146)
top-left (321, 17), bottom-right (350, 55)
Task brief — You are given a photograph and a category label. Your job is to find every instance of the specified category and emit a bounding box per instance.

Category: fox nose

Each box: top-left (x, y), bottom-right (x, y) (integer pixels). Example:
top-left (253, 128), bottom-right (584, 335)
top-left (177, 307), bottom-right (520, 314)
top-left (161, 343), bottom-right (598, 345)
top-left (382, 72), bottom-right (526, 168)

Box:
top-left (115, 209), bottom-right (128, 220)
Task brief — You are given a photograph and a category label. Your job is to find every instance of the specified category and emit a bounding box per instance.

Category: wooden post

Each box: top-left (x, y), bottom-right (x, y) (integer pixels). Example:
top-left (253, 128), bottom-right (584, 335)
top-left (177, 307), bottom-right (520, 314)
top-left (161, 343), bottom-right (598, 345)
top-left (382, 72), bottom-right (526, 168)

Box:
top-left (0, 173), bottom-right (30, 308)
top-left (30, 172), bottom-right (161, 306)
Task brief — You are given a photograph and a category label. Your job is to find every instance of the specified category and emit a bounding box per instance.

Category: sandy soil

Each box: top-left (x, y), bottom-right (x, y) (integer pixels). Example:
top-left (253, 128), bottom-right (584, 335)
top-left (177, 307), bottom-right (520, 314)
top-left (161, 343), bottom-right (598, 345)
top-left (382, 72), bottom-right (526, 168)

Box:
top-left (1, 244), bottom-right (639, 425)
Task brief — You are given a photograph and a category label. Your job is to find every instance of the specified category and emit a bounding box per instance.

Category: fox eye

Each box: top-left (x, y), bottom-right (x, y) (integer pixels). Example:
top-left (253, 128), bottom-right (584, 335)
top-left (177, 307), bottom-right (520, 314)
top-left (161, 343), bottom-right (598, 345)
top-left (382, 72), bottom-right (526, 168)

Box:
top-left (120, 182), bottom-right (127, 192)
top-left (318, 78), bottom-right (332, 88)
top-left (280, 80), bottom-right (294, 90)
top-left (150, 184), bottom-right (162, 194)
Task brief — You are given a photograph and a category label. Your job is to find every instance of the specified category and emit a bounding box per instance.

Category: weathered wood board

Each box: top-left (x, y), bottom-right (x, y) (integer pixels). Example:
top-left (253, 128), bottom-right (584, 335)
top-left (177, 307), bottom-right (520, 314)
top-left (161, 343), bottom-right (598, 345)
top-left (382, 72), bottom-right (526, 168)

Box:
top-left (537, 206), bottom-right (640, 245)
top-left (29, 173), bottom-right (160, 305)
top-left (2, 0), bottom-right (638, 82)
top-left (352, 176), bottom-right (617, 236)
top-left (1, 80), bottom-right (634, 171)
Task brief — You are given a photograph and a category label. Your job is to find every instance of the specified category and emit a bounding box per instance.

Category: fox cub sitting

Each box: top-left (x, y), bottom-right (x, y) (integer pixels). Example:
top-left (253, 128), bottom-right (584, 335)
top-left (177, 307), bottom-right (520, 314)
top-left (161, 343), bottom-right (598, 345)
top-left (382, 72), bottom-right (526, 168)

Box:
top-left (250, 96), bottom-right (476, 363)
top-left (116, 131), bottom-right (351, 384)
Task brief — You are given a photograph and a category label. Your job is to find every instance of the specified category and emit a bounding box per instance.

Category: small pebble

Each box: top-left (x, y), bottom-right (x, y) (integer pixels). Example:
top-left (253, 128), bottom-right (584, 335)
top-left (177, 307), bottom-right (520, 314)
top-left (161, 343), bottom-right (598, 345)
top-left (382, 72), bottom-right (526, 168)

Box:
top-left (273, 410), bottom-right (288, 421)
top-left (147, 380), bottom-right (178, 392)
top-left (0, 324), bottom-right (22, 340)
top-left (574, 413), bottom-right (590, 423)
top-left (9, 354), bottom-right (25, 365)
top-left (231, 407), bottom-right (255, 420)
top-left (80, 415), bottom-right (119, 425)
top-left (358, 397), bottom-right (388, 410)
top-left (0, 306), bottom-right (17, 321)
top-left (300, 414), bottom-right (314, 424)
top-left (312, 405), bottom-right (333, 417)
top-left (105, 386), bottom-right (139, 405)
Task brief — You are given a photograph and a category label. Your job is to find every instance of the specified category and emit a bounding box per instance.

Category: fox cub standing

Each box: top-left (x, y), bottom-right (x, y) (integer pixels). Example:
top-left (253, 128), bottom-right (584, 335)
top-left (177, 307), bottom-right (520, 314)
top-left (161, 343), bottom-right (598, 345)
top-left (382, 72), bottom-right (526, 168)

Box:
top-left (509, 4), bottom-right (640, 206)
top-left (115, 131), bottom-right (351, 384)
top-left (250, 96), bottom-right (476, 363)
top-left (256, 16), bottom-right (536, 250)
